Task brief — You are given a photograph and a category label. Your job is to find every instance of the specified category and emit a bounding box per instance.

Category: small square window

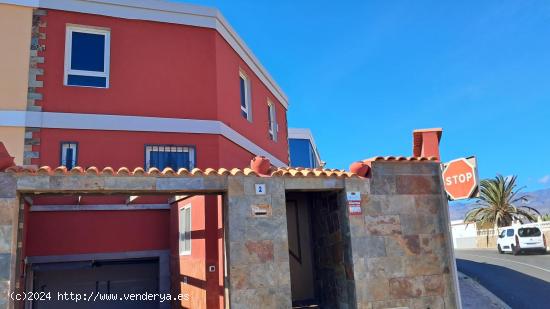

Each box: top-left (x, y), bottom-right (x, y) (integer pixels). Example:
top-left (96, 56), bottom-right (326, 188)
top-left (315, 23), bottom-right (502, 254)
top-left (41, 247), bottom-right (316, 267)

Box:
top-left (60, 142), bottom-right (78, 170)
top-left (64, 26), bottom-right (110, 88)
top-left (145, 145), bottom-right (195, 170)
top-left (239, 72), bottom-right (252, 121)
top-left (179, 204), bottom-right (192, 255)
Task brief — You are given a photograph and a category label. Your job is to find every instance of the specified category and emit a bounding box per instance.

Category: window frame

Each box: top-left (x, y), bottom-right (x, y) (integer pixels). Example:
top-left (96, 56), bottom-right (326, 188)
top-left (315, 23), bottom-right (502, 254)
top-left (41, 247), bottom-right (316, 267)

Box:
top-left (239, 70), bottom-right (252, 121)
top-left (59, 142), bottom-right (78, 170)
top-left (179, 204), bottom-right (192, 256)
top-left (64, 25), bottom-right (111, 88)
top-left (144, 144), bottom-right (196, 170)
top-left (267, 100), bottom-right (277, 141)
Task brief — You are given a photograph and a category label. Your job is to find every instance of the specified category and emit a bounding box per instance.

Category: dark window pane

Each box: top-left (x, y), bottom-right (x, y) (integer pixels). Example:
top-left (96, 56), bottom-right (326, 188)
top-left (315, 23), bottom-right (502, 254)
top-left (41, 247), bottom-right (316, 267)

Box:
top-left (518, 228), bottom-right (541, 237)
top-left (67, 75), bottom-right (107, 87)
top-left (65, 148), bottom-right (74, 170)
top-left (175, 152), bottom-right (190, 170)
top-left (289, 138), bottom-right (316, 168)
top-left (60, 143), bottom-right (77, 169)
top-left (240, 77), bottom-right (247, 108)
top-left (71, 32), bottom-right (105, 72)
top-left (507, 229), bottom-right (514, 236)
top-left (150, 149), bottom-right (191, 170)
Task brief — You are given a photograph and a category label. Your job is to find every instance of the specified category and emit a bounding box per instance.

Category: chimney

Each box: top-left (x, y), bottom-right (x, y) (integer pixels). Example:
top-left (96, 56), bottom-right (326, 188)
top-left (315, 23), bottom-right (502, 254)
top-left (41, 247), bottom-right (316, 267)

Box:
top-left (413, 128), bottom-right (442, 161)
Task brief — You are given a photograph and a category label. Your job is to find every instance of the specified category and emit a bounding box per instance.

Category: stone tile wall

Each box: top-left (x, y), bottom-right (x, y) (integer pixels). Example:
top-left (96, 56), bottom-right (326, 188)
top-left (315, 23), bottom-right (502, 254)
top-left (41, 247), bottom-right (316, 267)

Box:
top-left (310, 192), bottom-right (355, 308)
top-left (25, 9), bottom-right (46, 166)
top-left (348, 162), bottom-right (459, 309)
top-left (226, 176), bottom-right (291, 309)
top-left (0, 167), bottom-right (458, 309)
top-left (0, 174), bottom-right (18, 309)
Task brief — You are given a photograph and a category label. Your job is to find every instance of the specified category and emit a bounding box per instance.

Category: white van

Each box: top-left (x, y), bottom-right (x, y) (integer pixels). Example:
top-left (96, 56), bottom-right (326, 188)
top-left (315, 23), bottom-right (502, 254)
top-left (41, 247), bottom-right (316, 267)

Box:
top-left (497, 225), bottom-right (547, 255)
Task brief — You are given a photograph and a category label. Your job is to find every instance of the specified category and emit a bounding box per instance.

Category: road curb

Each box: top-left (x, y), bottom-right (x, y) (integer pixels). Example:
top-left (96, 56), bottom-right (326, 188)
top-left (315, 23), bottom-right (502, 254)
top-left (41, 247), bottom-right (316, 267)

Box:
top-left (457, 271), bottom-right (511, 309)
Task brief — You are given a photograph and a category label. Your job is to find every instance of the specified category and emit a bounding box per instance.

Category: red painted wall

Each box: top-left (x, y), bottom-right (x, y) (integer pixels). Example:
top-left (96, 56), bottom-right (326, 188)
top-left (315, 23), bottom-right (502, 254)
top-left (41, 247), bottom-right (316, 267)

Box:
top-left (215, 34), bottom-right (289, 162)
top-left (40, 10), bottom-right (289, 164)
top-left (37, 129), bottom-right (220, 169)
top-left (41, 10), bottom-right (218, 120)
top-left (170, 196), bottom-right (223, 309)
top-left (26, 210), bottom-right (169, 256)
top-left (26, 9), bottom-right (289, 308)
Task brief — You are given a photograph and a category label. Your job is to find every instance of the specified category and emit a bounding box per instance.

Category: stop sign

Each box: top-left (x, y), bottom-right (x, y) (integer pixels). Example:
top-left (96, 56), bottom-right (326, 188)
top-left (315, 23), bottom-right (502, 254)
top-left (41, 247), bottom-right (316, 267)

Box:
top-left (442, 158), bottom-right (478, 200)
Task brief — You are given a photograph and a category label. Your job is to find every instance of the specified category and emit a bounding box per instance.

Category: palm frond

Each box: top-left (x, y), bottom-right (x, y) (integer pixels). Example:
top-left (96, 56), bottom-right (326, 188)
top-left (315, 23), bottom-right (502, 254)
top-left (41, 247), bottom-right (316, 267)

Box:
top-left (464, 174), bottom-right (538, 227)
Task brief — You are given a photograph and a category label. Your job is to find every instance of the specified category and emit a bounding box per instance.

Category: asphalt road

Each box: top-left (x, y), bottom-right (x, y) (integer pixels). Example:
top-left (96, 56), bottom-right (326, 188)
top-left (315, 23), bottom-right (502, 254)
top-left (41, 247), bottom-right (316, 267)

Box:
top-left (455, 249), bottom-right (550, 309)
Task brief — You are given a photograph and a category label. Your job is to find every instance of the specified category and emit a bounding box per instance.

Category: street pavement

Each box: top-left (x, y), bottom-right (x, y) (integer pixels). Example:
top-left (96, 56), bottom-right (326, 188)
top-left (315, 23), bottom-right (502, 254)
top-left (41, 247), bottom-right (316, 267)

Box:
top-left (455, 249), bottom-right (550, 309)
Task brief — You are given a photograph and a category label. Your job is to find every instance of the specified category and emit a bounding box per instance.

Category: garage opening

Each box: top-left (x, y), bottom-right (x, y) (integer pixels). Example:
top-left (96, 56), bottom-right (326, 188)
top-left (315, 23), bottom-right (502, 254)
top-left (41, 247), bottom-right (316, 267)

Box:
top-left (286, 191), bottom-right (355, 308)
top-left (30, 257), bottom-right (160, 309)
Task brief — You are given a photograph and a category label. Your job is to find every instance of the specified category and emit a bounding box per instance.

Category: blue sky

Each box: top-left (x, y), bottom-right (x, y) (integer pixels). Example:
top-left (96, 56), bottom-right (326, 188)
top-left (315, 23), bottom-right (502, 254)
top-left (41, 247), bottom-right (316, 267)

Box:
top-left (186, 0), bottom-right (550, 191)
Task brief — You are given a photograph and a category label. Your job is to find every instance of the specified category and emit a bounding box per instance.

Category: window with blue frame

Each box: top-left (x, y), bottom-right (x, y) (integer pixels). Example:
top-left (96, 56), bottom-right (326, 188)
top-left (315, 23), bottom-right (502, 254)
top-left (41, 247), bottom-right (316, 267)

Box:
top-left (60, 142), bottom-right (78, 170)
top-left (145, 145), bottom-right (195, 171)
top-left (64, 26), bottom-right (110, 88)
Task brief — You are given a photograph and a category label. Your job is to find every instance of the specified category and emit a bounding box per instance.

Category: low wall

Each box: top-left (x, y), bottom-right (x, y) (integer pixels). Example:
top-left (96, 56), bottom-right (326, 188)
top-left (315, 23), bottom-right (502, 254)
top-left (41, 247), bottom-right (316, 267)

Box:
top-left (476, 235), bottom-right (497, 249)
top-left (350, 161), bottom-right (459, 309)
top-left (471, 225), bottom-right (550, 249)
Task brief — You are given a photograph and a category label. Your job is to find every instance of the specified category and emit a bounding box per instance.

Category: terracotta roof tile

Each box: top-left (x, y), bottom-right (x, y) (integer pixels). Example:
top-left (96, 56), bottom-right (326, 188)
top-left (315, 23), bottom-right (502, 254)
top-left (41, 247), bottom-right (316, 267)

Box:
top-left (37, 166), bottom-right (52, 175)
top-left (100, 167), bottom-right (116, 176)
top-left (6, 165), bottom-right (358, 178)
top-left (86, 166), bottom-right (100, 175)
top-left (132, 167), bottom-right (146, 176)
top-left (161, 167), bottom-right (177, 176)
top-left (365, 156), bottom-right (438, 162)
top-left (53, 166), bottom-right (67, 175)
top-left (5, 157), bottom-right (435, 178)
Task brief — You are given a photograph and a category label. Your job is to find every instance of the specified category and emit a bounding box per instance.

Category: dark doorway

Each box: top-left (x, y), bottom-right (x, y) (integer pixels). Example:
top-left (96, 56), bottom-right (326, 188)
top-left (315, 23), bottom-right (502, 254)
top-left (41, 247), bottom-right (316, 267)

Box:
top-left (286, 192), bottom-right (355, 309)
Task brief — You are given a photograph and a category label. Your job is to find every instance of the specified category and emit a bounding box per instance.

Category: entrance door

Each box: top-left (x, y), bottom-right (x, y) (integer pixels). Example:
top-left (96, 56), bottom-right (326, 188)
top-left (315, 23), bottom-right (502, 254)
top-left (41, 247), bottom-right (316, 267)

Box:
top-left (32, 259), bottom-right (159, 309)
top-left (286, 195), bottom-right (316, 307)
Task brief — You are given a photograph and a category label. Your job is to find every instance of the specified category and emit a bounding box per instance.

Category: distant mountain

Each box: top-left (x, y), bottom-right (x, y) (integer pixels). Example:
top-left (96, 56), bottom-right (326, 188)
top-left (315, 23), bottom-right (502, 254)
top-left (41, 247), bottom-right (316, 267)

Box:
top-left (448, 188), bottom-right (550, 221)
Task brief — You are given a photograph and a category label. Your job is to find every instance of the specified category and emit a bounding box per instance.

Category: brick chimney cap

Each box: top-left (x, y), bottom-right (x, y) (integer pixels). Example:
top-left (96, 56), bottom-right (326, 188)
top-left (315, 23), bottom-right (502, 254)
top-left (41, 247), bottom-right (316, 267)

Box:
top-left (413, 128), bottom-right (443, 158)
top-left (413, 127), bottom-right (442, 134)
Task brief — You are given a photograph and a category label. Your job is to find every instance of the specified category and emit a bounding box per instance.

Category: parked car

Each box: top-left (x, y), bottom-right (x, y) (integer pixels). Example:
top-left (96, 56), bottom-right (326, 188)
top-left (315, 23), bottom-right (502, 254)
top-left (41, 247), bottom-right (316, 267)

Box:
top-left (497, 226), bottom-right (547, 255)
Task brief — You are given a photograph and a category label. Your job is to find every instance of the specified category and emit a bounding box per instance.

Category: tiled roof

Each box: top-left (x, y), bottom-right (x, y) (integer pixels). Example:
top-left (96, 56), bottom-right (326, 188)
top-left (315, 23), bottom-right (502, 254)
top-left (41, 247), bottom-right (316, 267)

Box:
top-left (366, 156), bottom-right (439, 162)
top-left (4, 157), bottom-right (437, 178)
top-left (5, 166), bottom-right (358, 178)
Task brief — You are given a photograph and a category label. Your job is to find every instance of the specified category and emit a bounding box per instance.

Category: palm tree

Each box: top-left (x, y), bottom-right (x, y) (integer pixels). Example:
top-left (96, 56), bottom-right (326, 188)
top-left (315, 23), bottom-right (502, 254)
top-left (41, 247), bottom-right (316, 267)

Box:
top-left (464, 175), bottom-right (539, 228)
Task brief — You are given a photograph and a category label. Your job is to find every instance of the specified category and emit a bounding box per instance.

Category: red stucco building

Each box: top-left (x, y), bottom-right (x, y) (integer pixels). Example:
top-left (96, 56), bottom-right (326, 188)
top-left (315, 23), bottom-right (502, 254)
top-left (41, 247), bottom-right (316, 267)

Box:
top-left (3, 0), bottom-right (289, 308)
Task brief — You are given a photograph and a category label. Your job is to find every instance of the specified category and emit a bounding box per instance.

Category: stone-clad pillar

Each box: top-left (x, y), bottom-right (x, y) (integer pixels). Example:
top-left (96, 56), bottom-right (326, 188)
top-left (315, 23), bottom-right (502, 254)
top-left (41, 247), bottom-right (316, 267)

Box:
top-left (349, 162), bottom-right (459, 309)
top-left (0, 173), bottom-right (19, 309)
top-left (226, 175), bottom-right (291, 309)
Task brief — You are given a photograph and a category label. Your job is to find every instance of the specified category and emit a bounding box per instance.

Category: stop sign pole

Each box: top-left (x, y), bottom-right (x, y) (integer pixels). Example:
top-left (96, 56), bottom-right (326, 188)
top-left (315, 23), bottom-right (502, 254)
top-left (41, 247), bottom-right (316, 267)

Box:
top-left (442, 157), bottom-right (479, 201)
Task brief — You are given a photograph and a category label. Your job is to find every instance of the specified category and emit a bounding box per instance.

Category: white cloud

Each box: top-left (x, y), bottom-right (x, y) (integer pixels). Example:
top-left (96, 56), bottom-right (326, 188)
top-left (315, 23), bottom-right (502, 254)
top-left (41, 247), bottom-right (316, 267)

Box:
top-left (538, 175), bottom-right (550, 184)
